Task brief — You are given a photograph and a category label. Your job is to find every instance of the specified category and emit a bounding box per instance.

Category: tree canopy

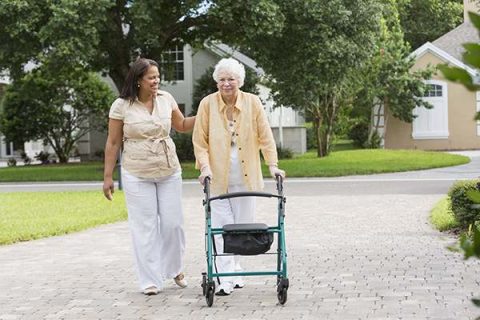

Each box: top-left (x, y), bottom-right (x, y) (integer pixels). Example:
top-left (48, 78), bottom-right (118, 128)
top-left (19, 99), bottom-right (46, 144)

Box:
top-left (246, 0), bottom-right (382, 156)
top-left (397, 0), bottom-right (463, 49)
top-left (0, 0), bottom-right (284, 91)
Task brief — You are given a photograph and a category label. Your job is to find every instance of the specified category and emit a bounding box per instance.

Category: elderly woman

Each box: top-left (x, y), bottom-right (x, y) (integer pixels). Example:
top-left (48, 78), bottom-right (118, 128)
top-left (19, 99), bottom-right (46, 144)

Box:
top-left (192, 58), bottom-right (285, 296)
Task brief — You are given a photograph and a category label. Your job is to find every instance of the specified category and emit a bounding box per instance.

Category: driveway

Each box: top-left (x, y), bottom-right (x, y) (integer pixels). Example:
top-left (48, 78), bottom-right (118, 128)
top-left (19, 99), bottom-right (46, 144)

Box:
top-left (0, 151), bottom-right (479, 319)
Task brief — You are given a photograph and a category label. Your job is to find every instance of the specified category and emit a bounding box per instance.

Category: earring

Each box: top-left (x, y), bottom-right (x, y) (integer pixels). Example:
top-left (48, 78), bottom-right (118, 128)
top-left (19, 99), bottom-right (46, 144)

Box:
top-left (137, 84), bottom-right (140, 87)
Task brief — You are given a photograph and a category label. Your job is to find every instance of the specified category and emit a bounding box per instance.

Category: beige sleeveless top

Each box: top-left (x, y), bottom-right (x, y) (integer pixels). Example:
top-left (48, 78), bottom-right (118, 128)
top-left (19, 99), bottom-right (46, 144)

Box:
top-left (108, 91), bottom-right (180, 179)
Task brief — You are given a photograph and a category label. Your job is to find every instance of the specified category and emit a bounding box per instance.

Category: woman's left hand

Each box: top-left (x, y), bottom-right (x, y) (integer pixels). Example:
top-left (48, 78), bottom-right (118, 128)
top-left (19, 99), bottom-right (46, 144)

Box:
top-left (269, 165), bottom-right (285, 179)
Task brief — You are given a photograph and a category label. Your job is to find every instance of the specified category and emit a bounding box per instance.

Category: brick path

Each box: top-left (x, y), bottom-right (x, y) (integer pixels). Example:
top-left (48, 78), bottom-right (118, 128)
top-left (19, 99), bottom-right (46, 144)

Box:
top-left (1, 184), bottom-right (479, 319)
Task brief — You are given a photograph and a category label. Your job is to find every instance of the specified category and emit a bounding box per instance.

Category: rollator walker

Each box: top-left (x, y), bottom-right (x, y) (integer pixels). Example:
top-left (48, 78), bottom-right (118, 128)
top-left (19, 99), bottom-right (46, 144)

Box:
top-left (201, 175), bottom-right (289, 307)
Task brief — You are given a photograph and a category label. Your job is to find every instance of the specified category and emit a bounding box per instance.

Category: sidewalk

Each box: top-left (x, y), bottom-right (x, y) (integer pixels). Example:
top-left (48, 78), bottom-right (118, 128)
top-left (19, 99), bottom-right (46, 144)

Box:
top-left (0, 151), bottom-right (479, 319)
top-left (1, 188), bottom-right (479, 319)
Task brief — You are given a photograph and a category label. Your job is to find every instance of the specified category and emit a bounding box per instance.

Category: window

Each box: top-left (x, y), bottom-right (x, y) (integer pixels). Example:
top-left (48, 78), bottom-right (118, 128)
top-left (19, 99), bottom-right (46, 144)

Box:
top-left (5, 140), bottom-right (14, 156)
top-left (424, 84), bottom-right (443, 97)
top-left (412, 80), bottom-right (449, 139)
top-left (161, 45), bottom-right (184, 81)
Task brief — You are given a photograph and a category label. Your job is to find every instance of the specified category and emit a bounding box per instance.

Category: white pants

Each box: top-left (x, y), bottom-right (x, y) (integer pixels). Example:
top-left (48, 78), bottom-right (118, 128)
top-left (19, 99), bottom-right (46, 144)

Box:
top-left (122, 169), bottom-right (185, 290)
top-left (211, 146), bottom-right (256, 289)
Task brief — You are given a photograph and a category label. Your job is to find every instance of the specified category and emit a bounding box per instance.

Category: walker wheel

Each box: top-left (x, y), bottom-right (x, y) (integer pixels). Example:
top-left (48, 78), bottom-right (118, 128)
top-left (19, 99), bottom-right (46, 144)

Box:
top-left (206, 287), bottom-right (214, 307)
top-left (277, 287), bottom-right (288, 305)
top-left (201, 273), bottom-right (207, 296)
top-left (277, 278), bottom-right (289, 305)
top-left (206, 282), bottom-right (215, 307)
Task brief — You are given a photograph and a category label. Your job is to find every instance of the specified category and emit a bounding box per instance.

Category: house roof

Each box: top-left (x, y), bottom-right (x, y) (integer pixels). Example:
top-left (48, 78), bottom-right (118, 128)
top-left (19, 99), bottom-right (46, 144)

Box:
top-left (411, 42), bottom-right (477, 77)
top-left (432, 22), bottom-right (479, 61)
top-left (206, 42), bottom-right (265, 76)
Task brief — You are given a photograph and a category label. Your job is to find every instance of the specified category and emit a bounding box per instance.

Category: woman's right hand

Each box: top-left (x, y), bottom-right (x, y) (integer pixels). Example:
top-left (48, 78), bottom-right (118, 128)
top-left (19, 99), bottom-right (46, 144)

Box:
top-left (103, 177), bottom-right (115, 200)
top-left (198, 165), bottom-right (212, 185)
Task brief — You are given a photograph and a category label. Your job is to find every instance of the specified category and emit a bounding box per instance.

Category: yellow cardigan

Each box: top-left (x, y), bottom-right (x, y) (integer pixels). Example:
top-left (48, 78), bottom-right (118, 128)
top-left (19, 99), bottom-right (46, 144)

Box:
top-left (192, 91), bottom-right (278, 195)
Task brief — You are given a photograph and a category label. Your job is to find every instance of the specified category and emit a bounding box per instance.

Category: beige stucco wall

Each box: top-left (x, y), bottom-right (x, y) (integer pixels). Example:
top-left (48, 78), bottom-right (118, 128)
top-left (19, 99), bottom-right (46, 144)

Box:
top-left (385, 51), bottom-right (480, 150)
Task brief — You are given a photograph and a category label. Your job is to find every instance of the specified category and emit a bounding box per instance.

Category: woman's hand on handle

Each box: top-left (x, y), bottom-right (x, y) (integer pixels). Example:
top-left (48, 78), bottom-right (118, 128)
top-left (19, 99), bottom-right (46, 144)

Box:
top-left (269, 165), bottom-right (285, 179)
top-left (198, 165), bottom-right (212, 185)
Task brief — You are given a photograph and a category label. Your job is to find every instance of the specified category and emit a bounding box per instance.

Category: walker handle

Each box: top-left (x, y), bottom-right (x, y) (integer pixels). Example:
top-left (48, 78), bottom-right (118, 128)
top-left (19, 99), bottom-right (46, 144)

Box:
top-left (203, 176), bottom-right (211, 203)
top-left (209, 191), bottom-right (283, 202)
top-left (275, 174), bottom-right (283, 194)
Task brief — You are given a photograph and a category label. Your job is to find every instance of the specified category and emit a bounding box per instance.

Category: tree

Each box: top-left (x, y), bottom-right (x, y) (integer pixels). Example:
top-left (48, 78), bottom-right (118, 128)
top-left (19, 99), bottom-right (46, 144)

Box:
top-left (190, 66), bottom-right (260, 115)
top-left (352, 0), bottom-right (433, 147)
top-left (245, 0), bottom-right (382, 157)
top-left (0, 66), bottom-right (114, 163)
top-left (397, 0), bottom-right (463, 50)
top-left (0, 0), bottom-right (284, 91)
top-left (0, 1), bottom-right (284, 161)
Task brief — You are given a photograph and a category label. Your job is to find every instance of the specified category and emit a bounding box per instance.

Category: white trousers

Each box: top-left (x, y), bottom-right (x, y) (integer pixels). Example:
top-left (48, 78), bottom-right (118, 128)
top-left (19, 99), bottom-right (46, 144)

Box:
top-left (211, 145), bottom-right (256, 288)
top-left (122, 169), bottom-right (185, 290)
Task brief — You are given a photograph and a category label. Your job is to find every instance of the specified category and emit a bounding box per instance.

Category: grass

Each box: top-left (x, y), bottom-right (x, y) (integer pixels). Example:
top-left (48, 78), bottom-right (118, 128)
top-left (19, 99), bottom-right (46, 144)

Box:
top-left (0, 162), bottom-right (118, 182)
top-left (430, 196), bottom-right (460, 231)
top-left (0, 191), bottom-right (127, 245)
top-left (0, 149), bottom-right (470, 182)
top-left (273, 149), bottom-right (470, 177)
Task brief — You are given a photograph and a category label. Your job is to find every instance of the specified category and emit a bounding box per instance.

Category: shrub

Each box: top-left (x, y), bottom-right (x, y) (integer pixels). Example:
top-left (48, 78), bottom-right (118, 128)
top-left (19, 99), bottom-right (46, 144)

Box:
top-left (34, 151), bottom-right (51, 164)
top-left (363, 129), bottom-right (382, 149)
top-left (448, 180), bottom-right (480, 227)
top-left (277, 145), bottom-right (293, 159)
top-left (20, 151), bottom-right (31, 165)
top-left (94, 149), bottom-right (105, 160)
top-left (172, 131), bottom-right (195, 161)
top-left (7, 157), bottom-right (16, 167)
top-left (348, 122), bottom-right (369, 148)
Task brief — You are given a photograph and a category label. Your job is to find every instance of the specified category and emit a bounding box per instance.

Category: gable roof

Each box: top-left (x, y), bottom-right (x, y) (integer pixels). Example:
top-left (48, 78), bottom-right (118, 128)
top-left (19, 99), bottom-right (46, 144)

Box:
top-left (206, 42), bottom-right (265, 76)
top-left (432, 22), bottom-right (479, 61)
top-left (411, 42), bottom-right (477, 77)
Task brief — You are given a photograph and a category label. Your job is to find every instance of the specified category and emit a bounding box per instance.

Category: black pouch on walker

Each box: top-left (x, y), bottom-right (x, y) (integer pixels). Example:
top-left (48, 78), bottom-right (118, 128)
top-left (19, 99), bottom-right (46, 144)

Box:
top-left (222, 223), bottom-right (274, 255)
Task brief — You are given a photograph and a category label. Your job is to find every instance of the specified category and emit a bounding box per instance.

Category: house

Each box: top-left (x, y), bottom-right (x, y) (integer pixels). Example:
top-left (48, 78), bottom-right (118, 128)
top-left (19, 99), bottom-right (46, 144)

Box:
top-left (0, 43), bottom-right (306, 162)
top-left (383, 0), bottom-right (480, 150)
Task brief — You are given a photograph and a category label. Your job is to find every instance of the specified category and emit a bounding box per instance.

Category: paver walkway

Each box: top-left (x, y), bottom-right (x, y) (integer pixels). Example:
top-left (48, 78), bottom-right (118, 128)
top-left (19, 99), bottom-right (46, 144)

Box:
top-left (1, 152), bottom-right (480, 319)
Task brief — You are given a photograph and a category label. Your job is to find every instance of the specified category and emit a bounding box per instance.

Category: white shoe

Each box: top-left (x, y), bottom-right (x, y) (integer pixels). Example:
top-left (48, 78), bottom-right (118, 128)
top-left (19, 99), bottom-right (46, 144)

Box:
top-left (233, 277), bottom-right (245, 289)
top-left (174, 273), bottom-right (188, 288)
top-left (143, 286), bottom-right (160, 295)
top-left (215, 281), bottom-right (233, 296)
top-left (234, 278), bottom-right (245, 289)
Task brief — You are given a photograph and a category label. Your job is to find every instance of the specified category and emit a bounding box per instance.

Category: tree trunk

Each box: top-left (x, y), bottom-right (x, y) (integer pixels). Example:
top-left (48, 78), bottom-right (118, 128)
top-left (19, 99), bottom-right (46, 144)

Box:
top-left (313, 118), bottom-right (323, 157)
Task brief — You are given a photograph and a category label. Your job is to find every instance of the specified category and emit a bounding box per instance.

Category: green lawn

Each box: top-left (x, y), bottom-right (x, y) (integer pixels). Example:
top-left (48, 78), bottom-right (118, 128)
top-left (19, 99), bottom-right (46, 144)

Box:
top-left (275, 149), bottom-right (469, 177)
top-left (0, 191), bottom-right (127, 245)
top-left (0, 149), bottom-right (470, 182)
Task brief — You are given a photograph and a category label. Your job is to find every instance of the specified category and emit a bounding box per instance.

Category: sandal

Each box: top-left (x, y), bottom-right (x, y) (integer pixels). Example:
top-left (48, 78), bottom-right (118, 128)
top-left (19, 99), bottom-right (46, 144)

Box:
top-left (174, 273), bottom-right (188, 288)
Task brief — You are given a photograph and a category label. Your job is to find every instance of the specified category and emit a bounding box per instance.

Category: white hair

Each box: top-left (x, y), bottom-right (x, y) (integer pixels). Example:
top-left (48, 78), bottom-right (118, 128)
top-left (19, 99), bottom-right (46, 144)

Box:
top-left (212, 58), bottom-right (245, 88)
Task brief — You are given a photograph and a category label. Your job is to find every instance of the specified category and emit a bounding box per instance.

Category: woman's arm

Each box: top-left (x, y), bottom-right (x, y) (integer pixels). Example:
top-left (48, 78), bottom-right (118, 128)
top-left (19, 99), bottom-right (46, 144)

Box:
top-left (192, 99), bottom-right (211, 170)
top-left (103, 119), bottom-right (124, 200)
top-left (171, 108), bottom-right (196, 132)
